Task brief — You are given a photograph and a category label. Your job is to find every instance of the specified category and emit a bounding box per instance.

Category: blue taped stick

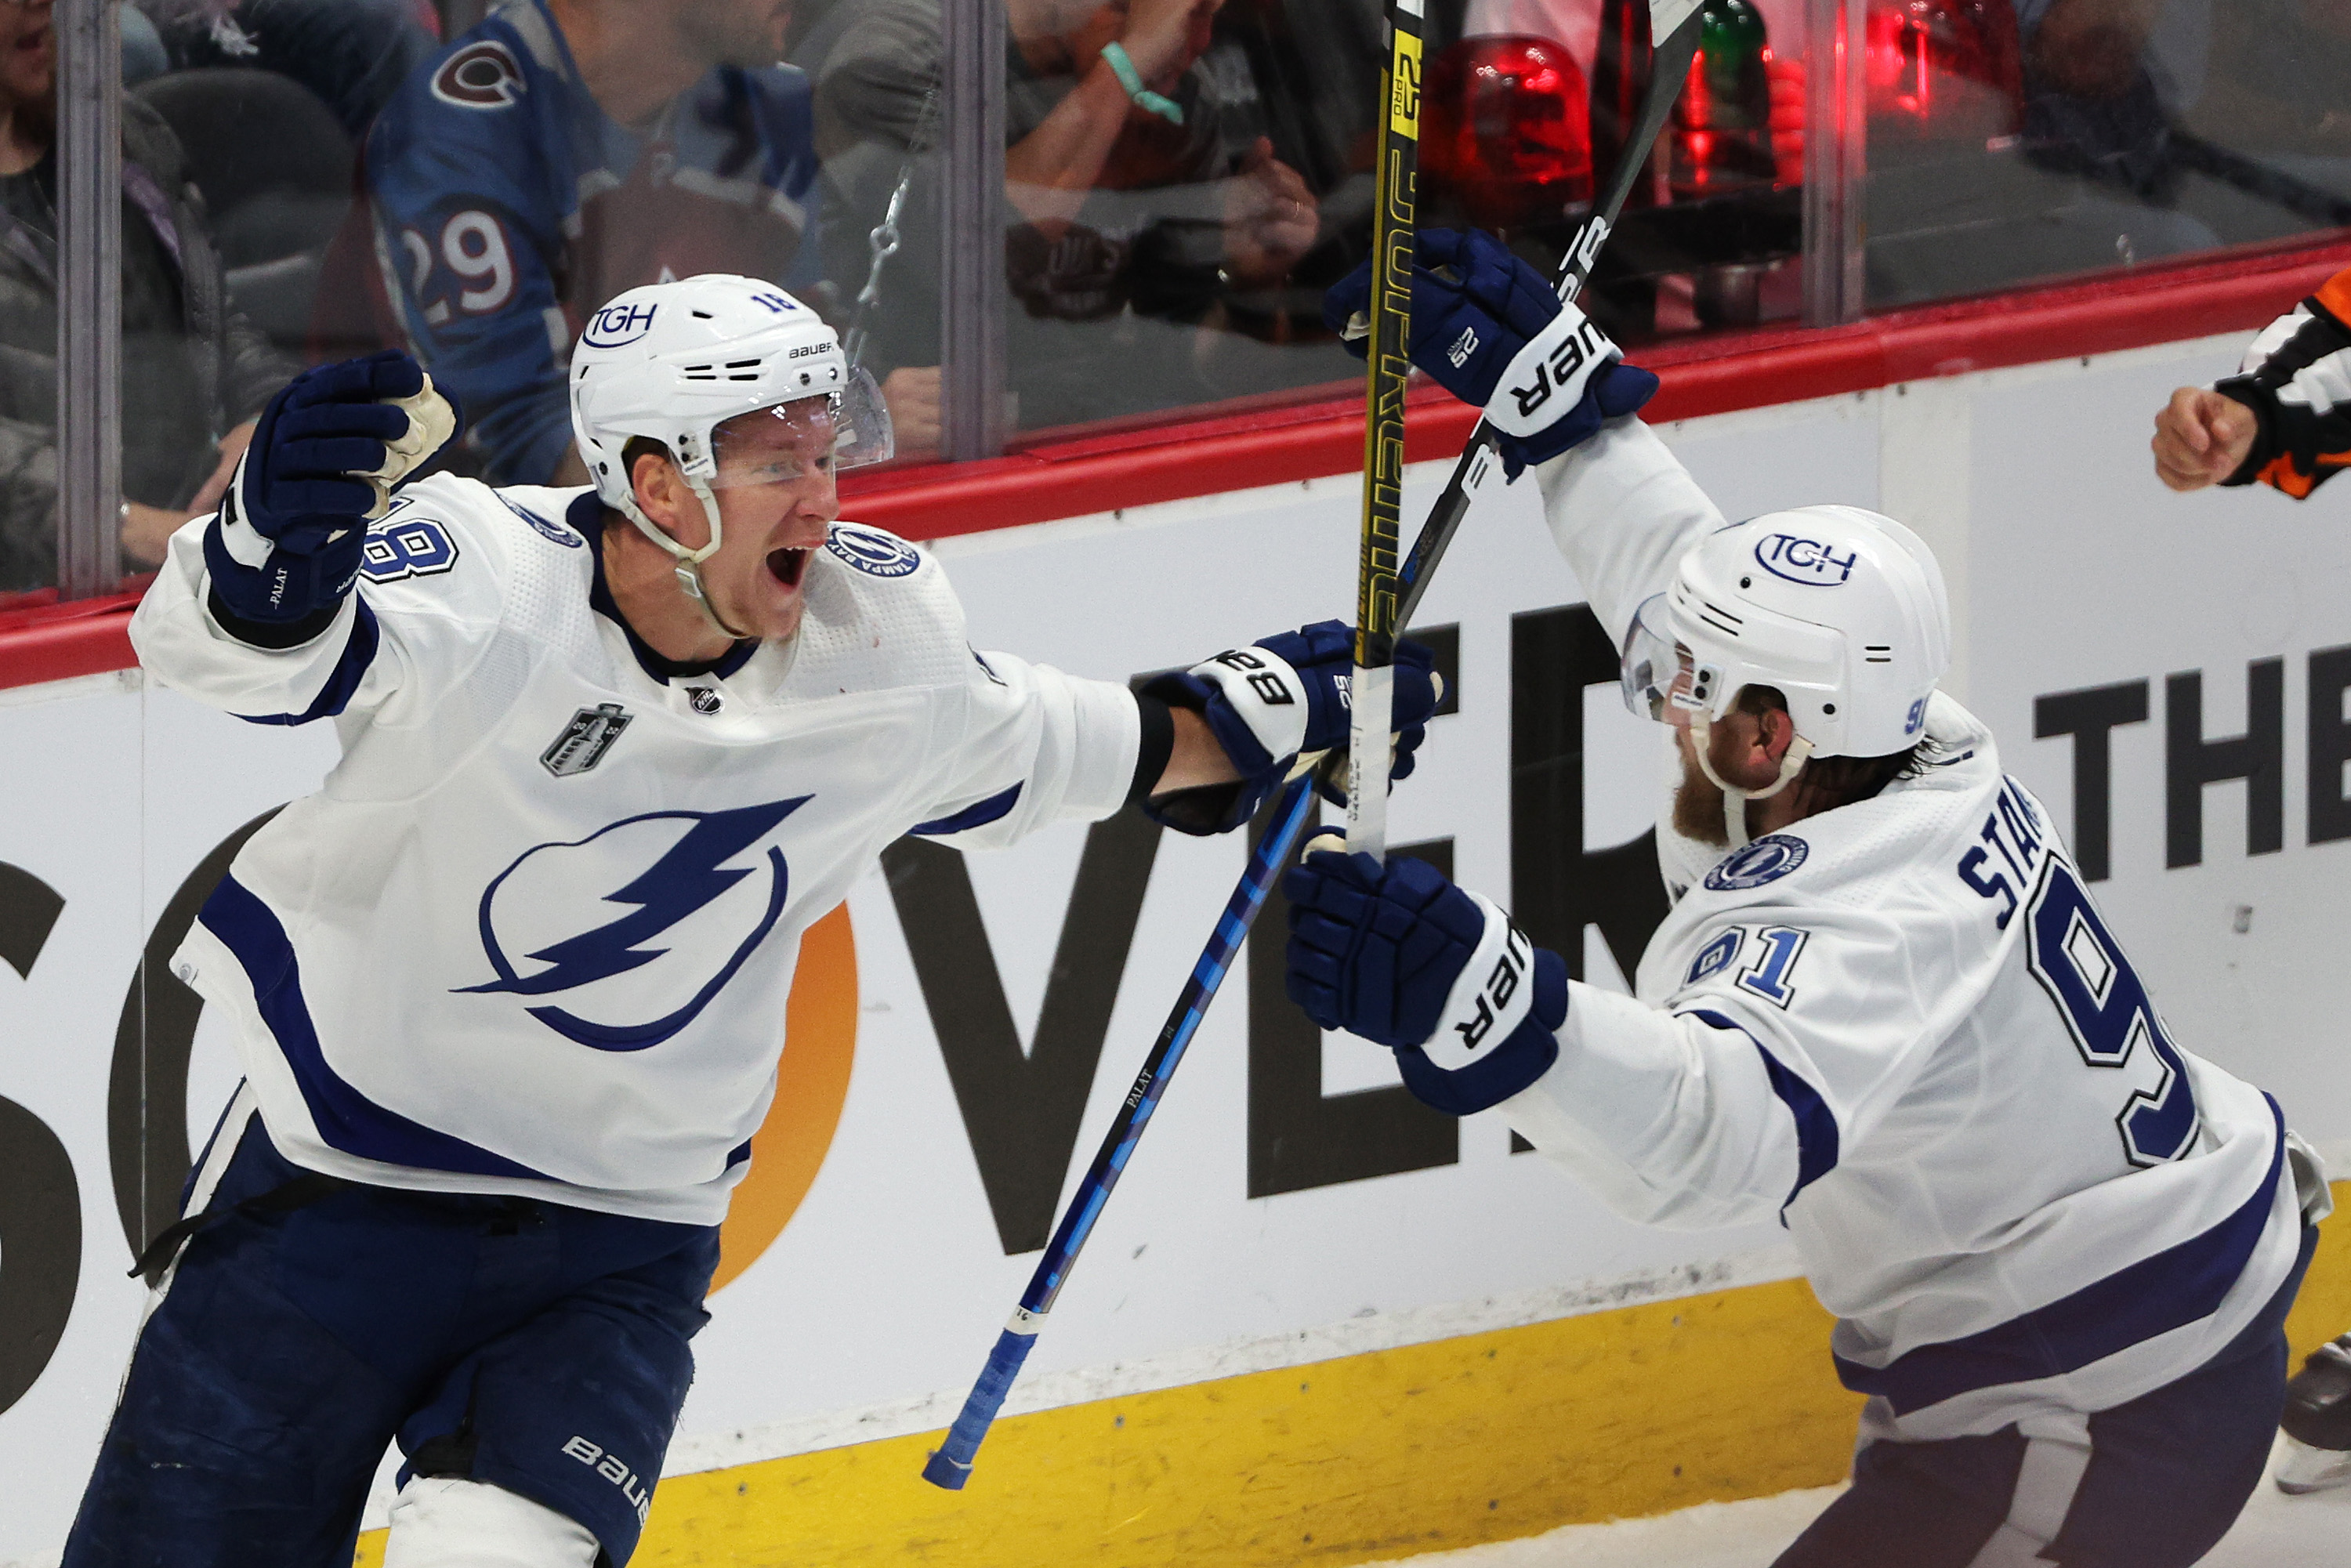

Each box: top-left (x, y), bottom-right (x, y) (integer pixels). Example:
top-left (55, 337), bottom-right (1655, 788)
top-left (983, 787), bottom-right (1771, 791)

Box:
top-left (929, 9), bottom-right (1710, 1494)
top-left (920, 1319), bottom-right (1039, 1489)
top-left (922, 777), bottom-right (1318, 1489)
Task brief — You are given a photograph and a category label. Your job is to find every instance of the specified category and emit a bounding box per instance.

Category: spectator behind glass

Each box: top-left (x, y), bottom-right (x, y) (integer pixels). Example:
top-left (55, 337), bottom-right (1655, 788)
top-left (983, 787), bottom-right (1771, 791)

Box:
top-left (132, 0), bottom-right (438, 142)
top-left (121, 3), bottom-right (170, 84)
top-left (2001, 0), bottom-right (2351, 275)
top-left (2016, 0), bottom-right (2204, 202)
top-left (0, 0), bottom-right (290, 592)
top-left (2192, 0), bottom-right (2351, 170)
top-left (813, 0), bottom-right (1326, 434)
top-left (364, 0), bottom-right (837, 487)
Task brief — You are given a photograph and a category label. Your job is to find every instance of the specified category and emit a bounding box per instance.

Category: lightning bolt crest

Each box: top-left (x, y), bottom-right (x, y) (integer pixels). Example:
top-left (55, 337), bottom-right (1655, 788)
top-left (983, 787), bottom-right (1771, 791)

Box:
top-left (465, 797), bottom-right (809, 1000)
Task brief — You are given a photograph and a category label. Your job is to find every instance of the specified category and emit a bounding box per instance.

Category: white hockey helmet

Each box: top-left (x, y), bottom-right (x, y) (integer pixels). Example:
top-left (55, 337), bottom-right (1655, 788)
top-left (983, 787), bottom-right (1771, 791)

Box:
top-left (1622, 505), bottom-right (1951, 838)
top-left (569, 274), bottom-right (893, 625)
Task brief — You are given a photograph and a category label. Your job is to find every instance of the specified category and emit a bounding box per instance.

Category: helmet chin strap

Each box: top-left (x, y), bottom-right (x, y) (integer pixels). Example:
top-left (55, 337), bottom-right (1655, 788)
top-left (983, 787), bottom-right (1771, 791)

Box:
top-left (617, 480), bottom-right (755, 642)
top-left (1690, 719), bottom-right (1816, 849)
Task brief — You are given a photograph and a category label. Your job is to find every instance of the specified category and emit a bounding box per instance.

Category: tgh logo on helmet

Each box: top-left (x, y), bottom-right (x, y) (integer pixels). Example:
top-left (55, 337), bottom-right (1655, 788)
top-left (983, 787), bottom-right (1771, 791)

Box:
top-left (582, 302), bottom-right (660, 349)
top-left (1755, 534), bottom-right (1860, 586)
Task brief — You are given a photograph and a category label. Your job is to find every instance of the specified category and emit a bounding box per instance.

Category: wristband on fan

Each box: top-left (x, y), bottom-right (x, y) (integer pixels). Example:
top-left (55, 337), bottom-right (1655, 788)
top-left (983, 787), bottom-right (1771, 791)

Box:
top-left (1100, 42), bottom-right (1184, 125)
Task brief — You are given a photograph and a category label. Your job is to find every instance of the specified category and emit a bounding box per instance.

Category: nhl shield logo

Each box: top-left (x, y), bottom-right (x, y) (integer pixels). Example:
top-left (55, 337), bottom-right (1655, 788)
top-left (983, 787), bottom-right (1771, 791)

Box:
top-left (686, 686), bottom-right (723, 715)
top-left (542, 704), bottom-right (632, 777)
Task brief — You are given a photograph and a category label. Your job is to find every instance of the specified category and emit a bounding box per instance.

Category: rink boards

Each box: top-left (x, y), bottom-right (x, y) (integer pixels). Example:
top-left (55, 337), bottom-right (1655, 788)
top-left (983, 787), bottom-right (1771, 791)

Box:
top-left (2, 332), bottom-right (2349, 1563)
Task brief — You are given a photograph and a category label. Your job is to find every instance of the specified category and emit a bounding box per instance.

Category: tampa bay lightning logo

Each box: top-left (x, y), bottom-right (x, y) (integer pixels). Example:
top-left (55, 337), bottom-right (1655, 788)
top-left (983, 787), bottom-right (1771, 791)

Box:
top-left (500, 493), bottom-right (582, 548)
top-left (457, 797), bottom-right (809, 1049)
top-left (1704, 834), bottom-right (1809, 893)
top-left (825, 524), bottom-right (921, 578)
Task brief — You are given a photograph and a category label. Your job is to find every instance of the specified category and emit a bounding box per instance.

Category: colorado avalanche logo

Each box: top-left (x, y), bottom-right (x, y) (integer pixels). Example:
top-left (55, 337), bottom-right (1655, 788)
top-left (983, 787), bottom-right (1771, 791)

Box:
top-left (825, 524), bottom-right (920, 578)
top-left (430, 40), bottom-right (524, 110)
top-left (1704, 834), bottom-right (1809, 893)
top-left (458, 798), bottom-right (809, 1049)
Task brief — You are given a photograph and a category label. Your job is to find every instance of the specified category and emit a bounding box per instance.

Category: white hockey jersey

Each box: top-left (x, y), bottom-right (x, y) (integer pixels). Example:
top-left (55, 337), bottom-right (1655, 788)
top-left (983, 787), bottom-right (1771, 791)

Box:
top-left (1501, 419), bottom-right (2323, 1441)
top-left (133, 477), bottom-right (1144, 1225)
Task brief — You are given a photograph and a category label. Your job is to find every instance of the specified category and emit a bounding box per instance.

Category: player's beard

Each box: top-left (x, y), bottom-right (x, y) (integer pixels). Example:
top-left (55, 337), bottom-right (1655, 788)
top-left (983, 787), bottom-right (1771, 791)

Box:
top-left (1670, 729), bottom-right (1738, 847)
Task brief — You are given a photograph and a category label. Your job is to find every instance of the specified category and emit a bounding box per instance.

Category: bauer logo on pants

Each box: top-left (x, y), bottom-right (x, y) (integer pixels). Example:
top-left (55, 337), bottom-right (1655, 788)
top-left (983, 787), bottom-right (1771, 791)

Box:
top-left (561, 1436), bottom-right (653, 1526)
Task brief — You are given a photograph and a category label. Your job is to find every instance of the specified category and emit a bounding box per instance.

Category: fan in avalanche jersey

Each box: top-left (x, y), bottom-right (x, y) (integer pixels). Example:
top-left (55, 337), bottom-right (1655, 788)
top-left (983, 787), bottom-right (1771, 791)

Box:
top-left (67, 274), bottom-right (1440, 1565)
top-left (2153, 266), bottom-right (2351, 498)
top-left (1292, 230), bottom-right (2335, 1567)
top-left (364, 0), bottom-right (838, 489)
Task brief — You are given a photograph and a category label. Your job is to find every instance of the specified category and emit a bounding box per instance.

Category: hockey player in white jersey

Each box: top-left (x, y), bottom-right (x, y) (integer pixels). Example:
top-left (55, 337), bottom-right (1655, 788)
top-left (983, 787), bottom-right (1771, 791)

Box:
top-left (1295, 230), bottom-right (2332, 1566)
top-left (67, 274), bottom-right (1440, 1565)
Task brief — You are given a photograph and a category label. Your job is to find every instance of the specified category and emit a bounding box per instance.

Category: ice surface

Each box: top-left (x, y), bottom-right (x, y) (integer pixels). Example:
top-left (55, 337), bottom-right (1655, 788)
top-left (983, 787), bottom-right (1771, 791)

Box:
top-left (1363, 1436), bottom-right (2351, 1568)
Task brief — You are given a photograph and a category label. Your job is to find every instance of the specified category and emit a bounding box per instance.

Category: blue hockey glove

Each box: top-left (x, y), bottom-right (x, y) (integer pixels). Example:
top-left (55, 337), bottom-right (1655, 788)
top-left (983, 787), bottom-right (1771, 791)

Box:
top-left (1323, 228), bottom-right (1657, 479)
top-left (1284, 833), bottom-right (1567, 1115)
top-left (1140, 621), bottom-right (1440, 835)
top-left (205, 350), bottom-right (462, 628)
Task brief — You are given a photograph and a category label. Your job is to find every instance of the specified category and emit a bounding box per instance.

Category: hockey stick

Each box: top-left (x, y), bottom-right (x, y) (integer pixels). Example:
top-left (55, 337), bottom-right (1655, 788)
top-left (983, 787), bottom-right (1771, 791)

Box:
top-left (915, 474), bottom-right (1462, 1491)
top-left (919, 1), bottom-right (1701, 1490)
top-left (1339, 0), bottom-right (1428, 862)
top-left (1337, 0), bottom-right (1704, 715)
top-left (920, 776), bottom-right (1318, 1490)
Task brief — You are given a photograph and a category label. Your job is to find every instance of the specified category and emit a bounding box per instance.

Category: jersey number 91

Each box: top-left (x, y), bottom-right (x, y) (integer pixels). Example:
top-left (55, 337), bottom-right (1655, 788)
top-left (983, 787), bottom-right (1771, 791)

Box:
top-left (2025, 861), bottom-right (2201, 1168)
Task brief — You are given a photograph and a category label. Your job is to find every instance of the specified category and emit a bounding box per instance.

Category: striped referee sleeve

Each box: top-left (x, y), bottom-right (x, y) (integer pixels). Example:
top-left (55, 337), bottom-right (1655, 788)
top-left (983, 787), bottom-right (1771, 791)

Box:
top-left (2217, 268), bottom-right (2351, 499)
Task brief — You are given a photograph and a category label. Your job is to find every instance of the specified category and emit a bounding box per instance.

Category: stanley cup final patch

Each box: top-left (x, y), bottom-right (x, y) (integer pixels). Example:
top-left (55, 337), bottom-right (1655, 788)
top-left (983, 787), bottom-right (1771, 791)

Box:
top-left (542, 703), bottom-right (632, 777)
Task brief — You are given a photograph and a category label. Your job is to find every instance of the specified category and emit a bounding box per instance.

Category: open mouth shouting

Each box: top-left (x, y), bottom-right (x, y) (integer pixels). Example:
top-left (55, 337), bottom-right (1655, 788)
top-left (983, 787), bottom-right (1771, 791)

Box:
top-left (766, 545), bottom-right (811, 589)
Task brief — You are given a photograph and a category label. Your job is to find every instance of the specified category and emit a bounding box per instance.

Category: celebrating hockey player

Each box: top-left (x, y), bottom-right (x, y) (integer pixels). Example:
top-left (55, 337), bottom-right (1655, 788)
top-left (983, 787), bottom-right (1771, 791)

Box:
top-left (71, 273), bottom-right (1439, 1564)
top-left (1290, 230), bottom-right (2334, 1566)
top-left (2149, 265), bottom-right (2351, 1497)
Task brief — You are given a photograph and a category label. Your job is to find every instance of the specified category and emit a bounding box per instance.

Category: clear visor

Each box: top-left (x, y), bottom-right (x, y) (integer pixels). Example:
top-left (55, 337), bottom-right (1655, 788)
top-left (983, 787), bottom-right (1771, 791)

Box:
top-left (1620, 593), bottom-right (1704, 727)
top-left (705, 365), bottom-right (895, 490)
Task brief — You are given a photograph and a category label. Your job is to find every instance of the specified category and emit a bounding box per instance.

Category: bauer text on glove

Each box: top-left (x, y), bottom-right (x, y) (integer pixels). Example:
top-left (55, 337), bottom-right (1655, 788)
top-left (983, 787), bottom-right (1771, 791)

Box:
top-left (1323, 228), bottom-right (1657, 479)
top-left (1282, 835), bottom-right (1567, 1115)
top-left (1140, 621), bottom-right (1440, 835)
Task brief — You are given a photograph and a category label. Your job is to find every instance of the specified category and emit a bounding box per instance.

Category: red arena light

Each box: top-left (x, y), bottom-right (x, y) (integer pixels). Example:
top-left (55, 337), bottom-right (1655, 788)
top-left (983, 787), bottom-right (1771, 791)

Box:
top-left (1866, 0), bottom-right (2023, 144)
top-left (1422, 34), bottom-right (1595, 230)
top-left (1672, 0), bottom-right (1776, 200)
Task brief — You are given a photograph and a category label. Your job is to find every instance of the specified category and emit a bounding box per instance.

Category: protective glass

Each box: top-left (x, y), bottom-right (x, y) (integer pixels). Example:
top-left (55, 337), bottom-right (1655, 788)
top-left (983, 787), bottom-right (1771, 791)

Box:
top-left (1619, 593), bottom-right (1703, 726)
top-left (705, 366), bottom-right (896, 489)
